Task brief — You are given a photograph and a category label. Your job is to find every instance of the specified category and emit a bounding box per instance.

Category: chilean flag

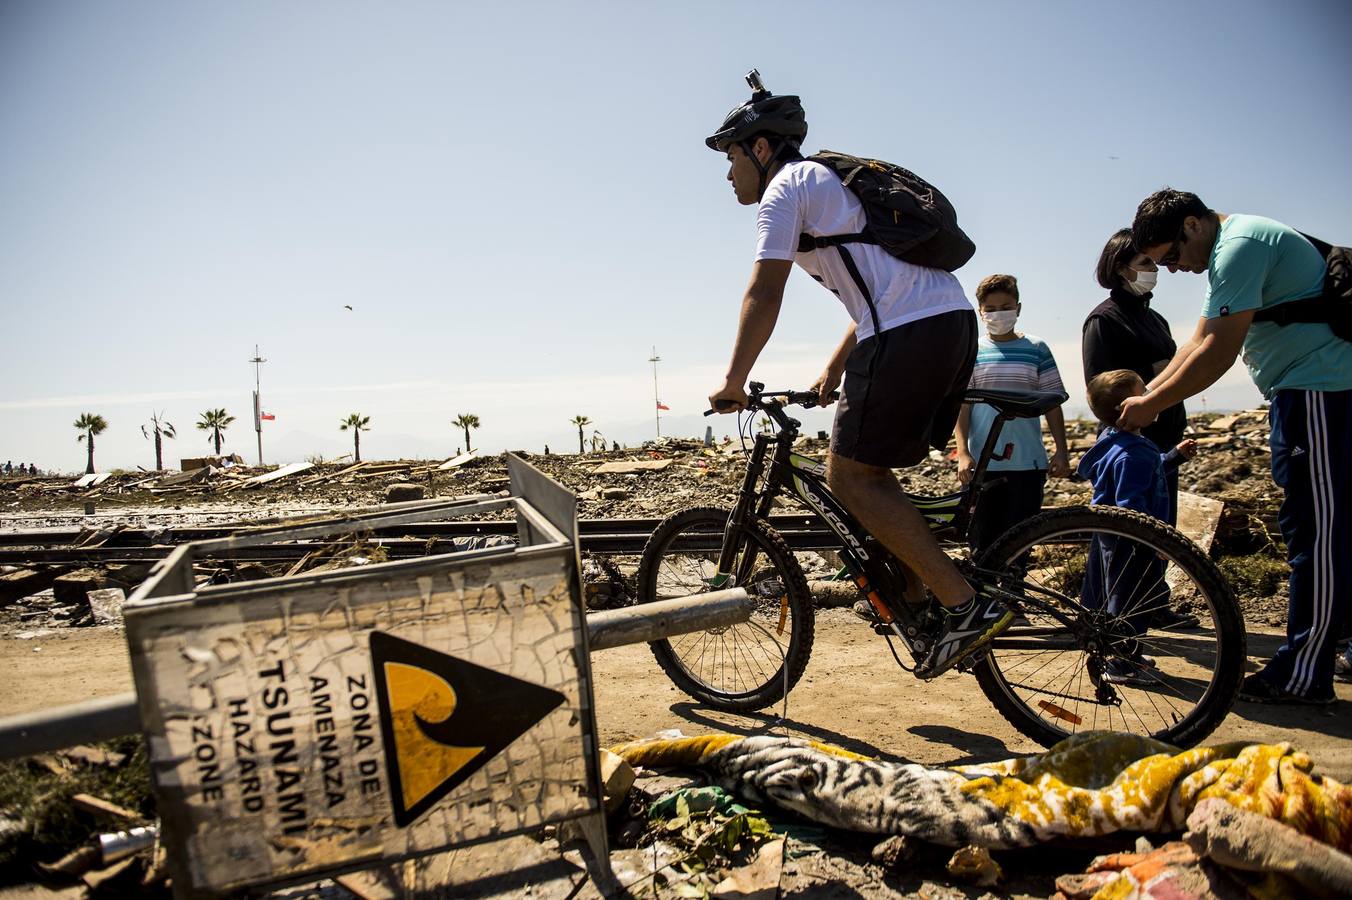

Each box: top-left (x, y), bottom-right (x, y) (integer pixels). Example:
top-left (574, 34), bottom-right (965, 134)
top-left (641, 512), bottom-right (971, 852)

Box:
top-left (656, 401), bottom-right (670, 411)
top-left (260, 412), bottom-right (276, 421)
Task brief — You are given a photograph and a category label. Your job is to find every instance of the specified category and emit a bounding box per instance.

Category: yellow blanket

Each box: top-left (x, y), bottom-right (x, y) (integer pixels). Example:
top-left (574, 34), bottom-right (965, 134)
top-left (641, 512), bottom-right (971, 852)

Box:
top-left (613, 731), bottom-right (1352, 850)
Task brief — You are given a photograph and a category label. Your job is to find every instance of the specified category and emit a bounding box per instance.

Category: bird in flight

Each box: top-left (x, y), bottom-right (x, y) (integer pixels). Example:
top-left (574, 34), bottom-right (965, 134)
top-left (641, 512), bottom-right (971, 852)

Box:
top-left (343, 304), bottom-right (354, 311)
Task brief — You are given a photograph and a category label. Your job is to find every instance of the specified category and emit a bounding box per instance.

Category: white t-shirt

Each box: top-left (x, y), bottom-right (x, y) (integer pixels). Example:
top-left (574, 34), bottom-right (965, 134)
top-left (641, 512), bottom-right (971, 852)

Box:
top-left (755, 160), bottom-right (972, 341)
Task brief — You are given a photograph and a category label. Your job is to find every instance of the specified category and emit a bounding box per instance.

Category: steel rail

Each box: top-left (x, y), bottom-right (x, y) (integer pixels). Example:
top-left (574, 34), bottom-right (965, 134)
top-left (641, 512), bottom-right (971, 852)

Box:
top-left (0, 529), bottom-right (845, 563)
top-left (0, 515), bottom-right (842, 564)
top-left (0, 514), bottom-right (825, 546)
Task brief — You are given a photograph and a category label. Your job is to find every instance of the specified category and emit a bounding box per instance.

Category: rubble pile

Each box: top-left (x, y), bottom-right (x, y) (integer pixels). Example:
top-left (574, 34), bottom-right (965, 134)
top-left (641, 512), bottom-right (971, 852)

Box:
top-left (0, 456), bottom-right (469, 514)
top-left (0, 410), bottom-right (1278, 532)
top-left (0, 410), bottom-right (1293, 626)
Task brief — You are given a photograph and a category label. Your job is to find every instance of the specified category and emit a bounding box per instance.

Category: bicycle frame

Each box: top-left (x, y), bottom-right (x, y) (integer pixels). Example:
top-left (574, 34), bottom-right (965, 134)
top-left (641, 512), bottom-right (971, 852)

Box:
top-left (712, 393), bottom-right (1068, 655)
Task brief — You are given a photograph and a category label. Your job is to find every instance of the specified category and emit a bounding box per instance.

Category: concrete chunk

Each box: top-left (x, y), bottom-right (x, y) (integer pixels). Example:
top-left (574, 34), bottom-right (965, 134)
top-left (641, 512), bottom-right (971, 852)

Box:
top-left (53, 569), bottom-right (106, 606)
top-left (384, 483), bottom-right (426, 503)
top-left (1, 568), bottom-right (57, 606)
top-left (87, 588), bottom-right (126, 625)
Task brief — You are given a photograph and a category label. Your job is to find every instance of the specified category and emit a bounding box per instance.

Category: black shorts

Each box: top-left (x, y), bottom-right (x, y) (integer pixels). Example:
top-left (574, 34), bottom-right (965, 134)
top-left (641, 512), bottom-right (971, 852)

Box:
top-left (830, 309), bottom-right (977, 468)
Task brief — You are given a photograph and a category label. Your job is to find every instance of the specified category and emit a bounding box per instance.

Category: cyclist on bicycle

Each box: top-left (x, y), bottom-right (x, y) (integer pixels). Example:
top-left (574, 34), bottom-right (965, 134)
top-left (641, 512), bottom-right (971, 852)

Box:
top-left (704, 76), bottom-right (1012, 676)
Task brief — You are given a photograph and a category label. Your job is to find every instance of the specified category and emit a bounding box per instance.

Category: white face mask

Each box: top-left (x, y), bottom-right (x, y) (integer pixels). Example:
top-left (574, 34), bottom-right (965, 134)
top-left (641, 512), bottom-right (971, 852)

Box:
top-left (982, 309), bottom-right (1018, 335)
top-left (1125, 268), bottom-right (1158, 295)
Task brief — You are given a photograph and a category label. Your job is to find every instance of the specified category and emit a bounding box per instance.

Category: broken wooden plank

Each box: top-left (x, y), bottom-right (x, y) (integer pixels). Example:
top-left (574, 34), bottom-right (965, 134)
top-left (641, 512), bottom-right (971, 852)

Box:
top-left (154, 467), bottom-right (211, 488)
top-left (354, 467), bottom-right (412, 481)
top-left (60, 745), bottom-right (128, 768)
top-left (242, 462), bottom-right (313, 488)
top-left (72, 793), bottom-right (141, 822)
top-left (297, 462), bottom-right (368, 486)
top-left (355, 462), bottom-right (414, 474)
top-left (590, 459), bottom-right (673, 474)
top-left (437, 449), bottom-right (479, 470)
top-left (334, 869), bottom-right (401, 900)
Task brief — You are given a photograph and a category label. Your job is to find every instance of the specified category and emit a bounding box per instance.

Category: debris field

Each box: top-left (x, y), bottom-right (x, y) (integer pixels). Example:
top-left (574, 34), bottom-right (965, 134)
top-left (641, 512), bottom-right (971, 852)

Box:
top-left (0, 408), bottom-right (1331, 899)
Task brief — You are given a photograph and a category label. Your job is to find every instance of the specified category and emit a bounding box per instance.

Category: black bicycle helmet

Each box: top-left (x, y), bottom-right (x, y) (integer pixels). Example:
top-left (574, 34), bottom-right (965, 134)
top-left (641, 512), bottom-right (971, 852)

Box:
top-left (705, 69), bottom-right (808, 153)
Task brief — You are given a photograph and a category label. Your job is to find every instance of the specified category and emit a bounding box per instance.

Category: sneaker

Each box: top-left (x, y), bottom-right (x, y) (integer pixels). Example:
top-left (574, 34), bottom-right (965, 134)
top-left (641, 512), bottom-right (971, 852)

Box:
top-left (1101, 656), bottom-right (1160, 686)
top-left (1154, 607), bottom-right (1203, 631)
top-left (852, 599), bottom-right (879, 623)
top-left (1238, 673), bottom-right (1336, 706)
top-left (916, 592), bottom-right (1012, 678)
top-left (1336, 653), bottom-right (1352, 684)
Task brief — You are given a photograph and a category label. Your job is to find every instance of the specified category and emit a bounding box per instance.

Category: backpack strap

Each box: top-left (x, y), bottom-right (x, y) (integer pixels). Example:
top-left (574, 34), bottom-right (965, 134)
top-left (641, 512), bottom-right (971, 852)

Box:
top-left (797, 231), bottom-right (877, 252)
top-left (796, 229), bottom-right (884, 337)
top-left (829, 243), bottom-right (884, 339)
top-left (1252, 231), bottom-right (1333, 326)
top-left (1252, 295), bottom-right (1328, 325)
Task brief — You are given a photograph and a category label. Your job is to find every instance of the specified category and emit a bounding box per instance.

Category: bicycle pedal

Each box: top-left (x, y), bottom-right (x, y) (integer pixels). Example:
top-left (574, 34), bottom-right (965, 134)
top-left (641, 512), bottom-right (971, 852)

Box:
top-left (956, 651), bottom-right (986, 673)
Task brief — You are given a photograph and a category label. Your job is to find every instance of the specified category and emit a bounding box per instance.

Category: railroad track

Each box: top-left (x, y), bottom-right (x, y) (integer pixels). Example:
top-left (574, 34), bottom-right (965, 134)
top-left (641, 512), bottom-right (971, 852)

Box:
top-left (0, 515), bottom-right (844, 564)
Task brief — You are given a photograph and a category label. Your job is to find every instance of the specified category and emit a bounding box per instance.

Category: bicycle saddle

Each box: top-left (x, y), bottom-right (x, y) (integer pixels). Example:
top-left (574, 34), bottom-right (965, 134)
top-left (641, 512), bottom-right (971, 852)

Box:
top-left (963, 388), bottom-right (1069, 419)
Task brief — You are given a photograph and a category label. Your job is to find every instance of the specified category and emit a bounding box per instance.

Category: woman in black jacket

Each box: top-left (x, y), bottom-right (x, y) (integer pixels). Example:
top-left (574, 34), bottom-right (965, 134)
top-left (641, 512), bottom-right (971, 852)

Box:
top-left (1083, 228), bottom-right (1198, 629)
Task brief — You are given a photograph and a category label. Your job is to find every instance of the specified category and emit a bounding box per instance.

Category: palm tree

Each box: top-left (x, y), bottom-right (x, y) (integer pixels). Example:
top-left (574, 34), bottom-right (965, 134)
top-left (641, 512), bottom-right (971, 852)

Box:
top-left (141, 412), bottom-right (177, 471)
top-left (453, 413), bottom-right (480, 453)
top-left (570, 415), bottom-right (592, 454)
top-left (74, 413), bottom-right (108, 474)
top-left (196, 408), bottom-right (236, 455)
top-left (340, 413), bottom-right (370, 463)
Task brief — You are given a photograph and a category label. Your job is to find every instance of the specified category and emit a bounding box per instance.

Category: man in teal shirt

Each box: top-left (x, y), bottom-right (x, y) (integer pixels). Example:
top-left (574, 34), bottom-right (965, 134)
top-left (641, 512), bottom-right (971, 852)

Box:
top-left (1120, 188), bottom-right (1351, 704)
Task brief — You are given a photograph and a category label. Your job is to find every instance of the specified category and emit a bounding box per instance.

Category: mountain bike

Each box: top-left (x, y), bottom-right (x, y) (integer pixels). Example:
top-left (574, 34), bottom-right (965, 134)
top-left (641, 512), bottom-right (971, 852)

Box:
top-left (637, 382), bottom-right (1244, 748)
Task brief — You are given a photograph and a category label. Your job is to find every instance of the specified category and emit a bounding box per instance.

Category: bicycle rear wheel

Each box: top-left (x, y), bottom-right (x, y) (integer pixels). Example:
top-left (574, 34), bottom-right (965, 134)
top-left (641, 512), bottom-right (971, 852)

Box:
top-left (972, 506), bottom-right (1244, 748)
top-left (637, 506), bottom-right (815, 711)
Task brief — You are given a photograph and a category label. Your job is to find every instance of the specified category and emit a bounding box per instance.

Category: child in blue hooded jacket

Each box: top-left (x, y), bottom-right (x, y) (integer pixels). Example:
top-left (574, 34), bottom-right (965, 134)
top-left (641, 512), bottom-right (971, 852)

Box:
top-left (1078, 369), bottom-right (1198, 684)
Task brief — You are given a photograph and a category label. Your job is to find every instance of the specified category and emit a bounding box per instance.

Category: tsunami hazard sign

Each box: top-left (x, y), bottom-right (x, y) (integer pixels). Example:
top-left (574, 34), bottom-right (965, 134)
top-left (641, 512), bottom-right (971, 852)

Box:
top-left (126, 544), bottom-right (601, 899)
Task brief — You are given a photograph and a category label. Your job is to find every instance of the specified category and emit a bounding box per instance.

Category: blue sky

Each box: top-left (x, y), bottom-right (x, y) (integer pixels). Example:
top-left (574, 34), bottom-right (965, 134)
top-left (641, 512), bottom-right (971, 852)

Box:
top-left (2, 1), bottom-right (1349, 471)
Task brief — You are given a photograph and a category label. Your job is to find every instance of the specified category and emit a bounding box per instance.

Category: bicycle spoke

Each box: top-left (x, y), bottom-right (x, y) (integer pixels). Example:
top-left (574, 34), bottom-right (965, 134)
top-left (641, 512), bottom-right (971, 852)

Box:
top-left (975, 507), bottom-right (1242, 747)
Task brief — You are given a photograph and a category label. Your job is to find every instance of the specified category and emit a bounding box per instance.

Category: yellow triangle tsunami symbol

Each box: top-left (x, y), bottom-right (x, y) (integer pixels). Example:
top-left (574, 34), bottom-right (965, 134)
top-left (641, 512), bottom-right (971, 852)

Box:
top-left (370, 631), bottom-right (567, 827)
top-left (382, 661), bottom-right (485, 814)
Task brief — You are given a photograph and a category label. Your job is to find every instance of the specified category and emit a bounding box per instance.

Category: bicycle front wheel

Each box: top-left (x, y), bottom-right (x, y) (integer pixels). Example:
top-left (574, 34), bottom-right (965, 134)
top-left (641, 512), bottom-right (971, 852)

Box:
top-left (972, 505), bottom-right (1244, 748)
top-left (637, 506), bottom-right (815, 711)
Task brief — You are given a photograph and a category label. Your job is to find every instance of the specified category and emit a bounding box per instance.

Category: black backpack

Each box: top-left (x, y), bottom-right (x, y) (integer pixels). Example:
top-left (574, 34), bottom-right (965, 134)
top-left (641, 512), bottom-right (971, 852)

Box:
top-left (797, 151), bottom-right (976, 272)
top-left (795, 151), bottom-right (975, 337)
top-left (1251, 233), bottom-right (1351, 342)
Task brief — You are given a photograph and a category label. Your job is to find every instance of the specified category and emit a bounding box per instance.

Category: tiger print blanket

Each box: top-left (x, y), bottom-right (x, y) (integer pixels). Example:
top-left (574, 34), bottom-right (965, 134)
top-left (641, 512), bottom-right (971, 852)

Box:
top-left (612, 731), bottom-right (1352, 850)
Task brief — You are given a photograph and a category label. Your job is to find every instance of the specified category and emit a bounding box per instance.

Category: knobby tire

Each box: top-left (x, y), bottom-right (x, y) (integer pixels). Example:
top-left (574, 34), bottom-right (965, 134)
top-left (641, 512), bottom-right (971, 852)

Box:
top-left (972, 506), bottom-right (1244, 748)
top-left (637, 506), bottom-right (815, 711)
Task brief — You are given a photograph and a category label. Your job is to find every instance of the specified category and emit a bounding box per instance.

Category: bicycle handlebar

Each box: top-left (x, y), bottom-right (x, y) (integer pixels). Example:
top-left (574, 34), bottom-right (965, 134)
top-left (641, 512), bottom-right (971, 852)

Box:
top-left (704, 381), bottom-right (840, 416)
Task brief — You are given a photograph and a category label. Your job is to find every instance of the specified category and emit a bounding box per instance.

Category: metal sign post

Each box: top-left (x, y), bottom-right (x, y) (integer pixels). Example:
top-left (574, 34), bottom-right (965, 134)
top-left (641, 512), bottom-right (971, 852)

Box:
top-left (124, 455), bottom-right (615, 898)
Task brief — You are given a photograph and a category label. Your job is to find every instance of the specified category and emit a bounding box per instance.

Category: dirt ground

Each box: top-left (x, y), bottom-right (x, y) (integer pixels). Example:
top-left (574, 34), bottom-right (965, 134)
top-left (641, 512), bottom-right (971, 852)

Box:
top-left (5, 611), bottom-right (1349, 784)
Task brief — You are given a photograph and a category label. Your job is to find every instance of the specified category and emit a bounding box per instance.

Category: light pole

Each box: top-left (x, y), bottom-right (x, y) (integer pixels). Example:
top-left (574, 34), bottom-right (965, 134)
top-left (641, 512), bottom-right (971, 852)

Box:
top-left (250, 345), bottom-right (266, 466)
top-left (649, 346), bottom-right (662, 439)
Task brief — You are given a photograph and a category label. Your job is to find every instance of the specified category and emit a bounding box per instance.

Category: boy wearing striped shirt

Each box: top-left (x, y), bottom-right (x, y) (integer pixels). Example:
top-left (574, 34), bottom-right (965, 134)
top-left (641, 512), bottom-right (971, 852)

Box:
top-left (955, 274), bottom-right (1071, 553)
